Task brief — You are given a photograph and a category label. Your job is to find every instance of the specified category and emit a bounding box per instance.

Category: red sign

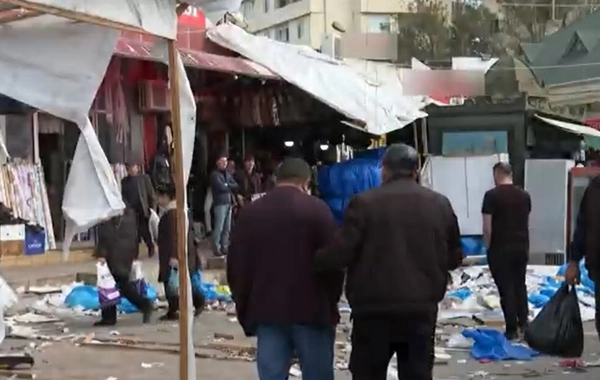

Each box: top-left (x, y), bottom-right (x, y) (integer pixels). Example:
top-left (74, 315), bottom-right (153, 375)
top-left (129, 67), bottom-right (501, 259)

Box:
top-left (585, 118), bottom-right (600, 130)
top-left (178, 5), bottom-right (206, 29)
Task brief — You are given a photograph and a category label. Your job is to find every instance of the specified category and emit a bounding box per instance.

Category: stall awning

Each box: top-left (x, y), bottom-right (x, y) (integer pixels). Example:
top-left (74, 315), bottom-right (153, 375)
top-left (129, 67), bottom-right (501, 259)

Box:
top-left (115, 39), bottom-right (278, 80)
top-left (535, 114), bottom-right (600, 148)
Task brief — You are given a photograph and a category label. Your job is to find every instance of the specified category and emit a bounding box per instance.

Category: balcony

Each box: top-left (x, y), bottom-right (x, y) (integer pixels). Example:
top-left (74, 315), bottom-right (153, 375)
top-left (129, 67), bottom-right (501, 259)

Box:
top-left (339, 32), bottom-right (398, 61)
top-left (246, 0), bottom-right (312, 33)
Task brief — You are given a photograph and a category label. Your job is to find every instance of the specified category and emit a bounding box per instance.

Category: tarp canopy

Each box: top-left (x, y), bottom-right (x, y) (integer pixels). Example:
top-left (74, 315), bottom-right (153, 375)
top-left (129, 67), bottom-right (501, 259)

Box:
top-left (535, 114), bottom-right (600, 149)
top-left (207, 24), bottom-right (427, 136)
top-left (0, 4), bottom-right (197, 377)
top-left (186, 0), bottom-right (242, 23)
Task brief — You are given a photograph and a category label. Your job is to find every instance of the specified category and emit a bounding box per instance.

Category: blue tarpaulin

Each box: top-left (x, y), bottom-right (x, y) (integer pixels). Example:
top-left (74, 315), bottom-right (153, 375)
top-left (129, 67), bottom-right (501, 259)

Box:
top-left (462, 328), bottom-right (539, 361)
top-left (318, 149), bottom-right (384, 222)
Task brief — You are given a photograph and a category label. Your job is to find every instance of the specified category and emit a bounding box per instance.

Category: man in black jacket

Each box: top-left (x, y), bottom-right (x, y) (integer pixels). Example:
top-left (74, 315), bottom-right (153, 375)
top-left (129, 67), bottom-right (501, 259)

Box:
top-left (121, 161), bottom-right (157, 258)
top-left (95, 207), bottom-right (153, 326)
top-left (227, 158), bottom-right (343, 380)
top-left (210, 154), bottom-right (239, 256)
top-left (315, 143), bottom-right (462, 380)
top-left (566, 175), bottom-right (600, 338)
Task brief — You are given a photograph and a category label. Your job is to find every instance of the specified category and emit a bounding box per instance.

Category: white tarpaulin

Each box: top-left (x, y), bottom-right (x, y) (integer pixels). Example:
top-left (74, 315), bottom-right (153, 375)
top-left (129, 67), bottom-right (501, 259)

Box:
top-left (0, 21), bottom-right (125, 251)
top-left (0, 3), bottom-right (198, 378)
top-left (9, 0), bottom-right (178, 40)
top-left (207, 24), bottom-right (426, 136)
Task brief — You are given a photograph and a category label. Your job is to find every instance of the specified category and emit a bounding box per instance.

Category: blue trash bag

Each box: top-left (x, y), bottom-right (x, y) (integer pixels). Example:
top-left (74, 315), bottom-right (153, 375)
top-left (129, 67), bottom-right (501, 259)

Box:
top-left (528, 293), bottom-right (551, 308)
top-left (120, 281), bottom-right (157, 313)
top-left (462, 328), bottom-right (539, 361)
top-left (447, 287), bottom-right (472, 301)
top-left (65, 282), bottom-right (157, 313)
top-left (461, 237), bottom-right (482, 256)
top-left (191, 270), bottom-right (203, 294)
top-left (167, 267), bottom-right (179, 296)
top-left (201, 283), bottom-right (232, 302)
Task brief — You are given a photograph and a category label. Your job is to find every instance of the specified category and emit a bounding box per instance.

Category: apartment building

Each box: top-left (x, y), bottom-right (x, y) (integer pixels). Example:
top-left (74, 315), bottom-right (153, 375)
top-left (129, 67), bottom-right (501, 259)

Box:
top-left (240, 0), bottom-right (452, 60)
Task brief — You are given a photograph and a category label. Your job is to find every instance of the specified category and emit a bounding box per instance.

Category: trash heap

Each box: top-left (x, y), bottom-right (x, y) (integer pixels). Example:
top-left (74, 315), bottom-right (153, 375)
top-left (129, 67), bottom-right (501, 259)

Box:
top-left (440, 261), bottom-right (596, 323)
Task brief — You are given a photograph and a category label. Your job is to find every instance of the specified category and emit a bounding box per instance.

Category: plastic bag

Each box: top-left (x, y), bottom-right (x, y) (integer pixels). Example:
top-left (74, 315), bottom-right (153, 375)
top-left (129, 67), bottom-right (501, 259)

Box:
top-left (130, 260), bottom-right (143, 281)
top-left (97, 262), bottom-right (121, 308)
top-left (167, 267), bottom-right (179, 297)
top-left (524, 283), bottom-right (584, 358)
top-left (148, 209), bottom-right (159, 243)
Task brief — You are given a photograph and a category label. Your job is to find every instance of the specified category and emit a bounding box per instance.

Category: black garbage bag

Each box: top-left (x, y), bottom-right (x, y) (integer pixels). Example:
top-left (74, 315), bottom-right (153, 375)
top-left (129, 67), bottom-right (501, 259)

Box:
top-left (524, 283), bottom-right (584, 358)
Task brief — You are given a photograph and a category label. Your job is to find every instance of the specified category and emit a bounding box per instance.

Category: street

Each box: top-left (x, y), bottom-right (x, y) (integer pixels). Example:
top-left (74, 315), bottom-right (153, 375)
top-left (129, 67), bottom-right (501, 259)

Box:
top-left (2, 296), bottom-right (600, 380)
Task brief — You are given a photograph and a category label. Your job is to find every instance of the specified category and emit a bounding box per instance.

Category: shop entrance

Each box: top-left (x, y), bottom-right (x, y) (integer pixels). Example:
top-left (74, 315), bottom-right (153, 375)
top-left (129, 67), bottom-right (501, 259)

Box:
top-left (38, 132), bottom-right (62, 242)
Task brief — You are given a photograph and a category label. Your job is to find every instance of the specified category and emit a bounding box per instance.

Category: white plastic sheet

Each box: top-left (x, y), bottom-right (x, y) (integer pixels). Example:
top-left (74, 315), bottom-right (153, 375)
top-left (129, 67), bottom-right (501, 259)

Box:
top-left (207, 24), bottom-right (427, 136)
top-left (14, 0), bottom-right (178, 40)
top-left (0, 21), bottom-right (126, 258)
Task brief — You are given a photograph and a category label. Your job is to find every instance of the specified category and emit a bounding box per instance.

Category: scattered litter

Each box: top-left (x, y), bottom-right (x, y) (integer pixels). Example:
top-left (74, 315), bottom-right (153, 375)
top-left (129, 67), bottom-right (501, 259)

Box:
top-left (26, 285), bottom-right (62, 295)
top-left (141, 362), bottom-right (164, 369)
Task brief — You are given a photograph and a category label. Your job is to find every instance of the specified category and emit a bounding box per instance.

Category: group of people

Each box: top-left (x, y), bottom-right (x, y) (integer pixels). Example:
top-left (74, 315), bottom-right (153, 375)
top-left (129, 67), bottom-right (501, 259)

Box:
top-left (94, 161), bottom-right (205, 326)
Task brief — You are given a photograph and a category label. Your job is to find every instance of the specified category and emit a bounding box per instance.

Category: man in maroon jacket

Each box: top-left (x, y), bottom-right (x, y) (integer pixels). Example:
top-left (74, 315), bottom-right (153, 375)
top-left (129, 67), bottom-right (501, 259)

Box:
top-left (227, 157), bottom-right (343, 380)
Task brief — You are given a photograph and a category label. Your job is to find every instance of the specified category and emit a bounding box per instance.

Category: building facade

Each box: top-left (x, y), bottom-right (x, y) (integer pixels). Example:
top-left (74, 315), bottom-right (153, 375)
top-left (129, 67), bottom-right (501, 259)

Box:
top-left (240, 0), bottom-right (452, 60)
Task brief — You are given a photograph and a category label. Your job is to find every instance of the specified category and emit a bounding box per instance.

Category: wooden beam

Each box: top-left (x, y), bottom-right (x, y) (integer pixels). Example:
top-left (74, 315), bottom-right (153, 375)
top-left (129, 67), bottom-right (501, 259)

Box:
top-left (167, 40), bottom-right (191, 380)
top-left (3, 0), bottom-right (167, 37)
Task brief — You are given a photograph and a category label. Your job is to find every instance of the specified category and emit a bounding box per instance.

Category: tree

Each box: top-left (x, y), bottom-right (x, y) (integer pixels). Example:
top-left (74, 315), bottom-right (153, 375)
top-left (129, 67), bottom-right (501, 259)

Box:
top-left (395, 0), bottom-right (600, 64)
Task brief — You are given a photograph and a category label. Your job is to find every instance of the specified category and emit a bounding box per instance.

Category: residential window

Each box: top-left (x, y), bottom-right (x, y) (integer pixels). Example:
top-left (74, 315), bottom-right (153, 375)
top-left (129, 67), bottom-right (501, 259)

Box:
top-left (297, 19), bottom-right (304, 39)
top-left (276, 25), bottom-right (290, 42)
top-left (276, 0), bottom-right (300, 8)
top-left (364, 14), bottom-right (397, 34)
top-left (241, 0), bottom-right (254, 18)
top-left (264, 0), bottom-right (270, 13)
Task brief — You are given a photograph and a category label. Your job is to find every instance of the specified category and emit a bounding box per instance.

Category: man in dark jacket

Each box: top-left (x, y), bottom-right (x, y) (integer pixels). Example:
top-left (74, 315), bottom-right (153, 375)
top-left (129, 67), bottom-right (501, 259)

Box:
top-left (121, 161), bottom-right (157, 258)
top-left (227, 157), bottom-right (343, 380)
top-left (210, 154), bottom-right (239, 256)
top-left (234, 155), bottom-right (263, 204)
top-left (155, 185), bottom-right (206, 321)
top-left (315, 143), bottom-right (462, 380)
top-left (566, 175), bottom-right (600, 338)
top-left (95, 206), bottom-right (153, 326)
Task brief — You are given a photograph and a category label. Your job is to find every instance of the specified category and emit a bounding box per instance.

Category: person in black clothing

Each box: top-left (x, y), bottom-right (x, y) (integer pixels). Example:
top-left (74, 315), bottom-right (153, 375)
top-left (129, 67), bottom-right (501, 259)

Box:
top-left (155, 185), bottom-right (206, 321)
top-left (482, 162), bottom-right (531, 341)
top-left (314, 144), bottom-right (462, 380)
top-left (234, 155), bottom-right (263, 204)
top-left (95, 207), bottom-right (153, 326)
top-left (121, 162), bottom-right (157, 258)
top-left (566, 175), bottom-right (600, 338)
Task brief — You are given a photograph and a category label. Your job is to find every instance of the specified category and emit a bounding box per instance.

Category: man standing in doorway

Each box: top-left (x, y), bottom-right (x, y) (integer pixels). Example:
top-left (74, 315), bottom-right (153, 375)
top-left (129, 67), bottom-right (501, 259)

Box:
top-left (566, 175), bottom-right (600, 339)
top-left (314, 143), bottom-right (462, 380)
top-left (121, 161), bottom-right (156, 258)
top-left (210, 154), bottom-right (239, 256)
top-left (227, 157), bottom-right (343, 380)
top-left (482, 162), bottom-right (531, 341)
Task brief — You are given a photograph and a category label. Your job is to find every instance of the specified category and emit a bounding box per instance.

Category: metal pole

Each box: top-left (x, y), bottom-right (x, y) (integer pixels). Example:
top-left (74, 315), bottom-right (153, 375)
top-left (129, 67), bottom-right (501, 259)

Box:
top-left (167, 40), bottom-right (191, 380)
top-left (552, 0), bottom-right (556, 20)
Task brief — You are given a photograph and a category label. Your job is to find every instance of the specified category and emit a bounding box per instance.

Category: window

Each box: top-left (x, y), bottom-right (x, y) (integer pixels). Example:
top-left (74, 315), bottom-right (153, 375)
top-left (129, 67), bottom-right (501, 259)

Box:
top-left (364, 14), bottom-right (397, 34)
top-left (297, 19), bottom-right (304, 40)
top-left (276, 0), bottom-right (300, 8)
top-left (241, 0), bottom-right (254, 18)
top-left (276, 26), bottom-right (290, 42)
top-left (263, 0), bottom-right (270, 13)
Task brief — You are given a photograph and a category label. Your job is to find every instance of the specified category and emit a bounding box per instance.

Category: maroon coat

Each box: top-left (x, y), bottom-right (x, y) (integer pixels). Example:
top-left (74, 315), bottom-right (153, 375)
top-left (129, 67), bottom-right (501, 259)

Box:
top-left (227, 186), bottom-right (343, 336)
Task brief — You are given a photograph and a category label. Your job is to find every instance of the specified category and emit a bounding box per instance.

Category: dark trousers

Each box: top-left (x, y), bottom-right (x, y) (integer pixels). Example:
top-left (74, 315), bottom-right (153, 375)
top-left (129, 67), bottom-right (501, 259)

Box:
top-left (489, 253), bottom-right (529, 335)
top-left (256, 324), bottom-right (335, 380)
top-left (101, 275), bottom-right (150, 323)
top-left (162, 281), bottom-right (206, 314)
top-left (350, 311), bottom-right (436, 380)
top-left (588, 270), bottom-right (600, 339)
top-left (136, 212), bottom-right (153, 252)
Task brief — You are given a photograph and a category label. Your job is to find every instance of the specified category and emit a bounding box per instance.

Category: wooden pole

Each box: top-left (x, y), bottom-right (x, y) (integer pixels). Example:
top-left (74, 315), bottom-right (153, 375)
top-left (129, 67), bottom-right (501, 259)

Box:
top-left (167, 40), bottom-right (191, 380)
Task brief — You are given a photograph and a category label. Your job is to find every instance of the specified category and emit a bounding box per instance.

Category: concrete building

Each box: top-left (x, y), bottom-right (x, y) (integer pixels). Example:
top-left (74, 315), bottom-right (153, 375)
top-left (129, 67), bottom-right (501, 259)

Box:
top-left (240, 0), bottom-right (452, 60)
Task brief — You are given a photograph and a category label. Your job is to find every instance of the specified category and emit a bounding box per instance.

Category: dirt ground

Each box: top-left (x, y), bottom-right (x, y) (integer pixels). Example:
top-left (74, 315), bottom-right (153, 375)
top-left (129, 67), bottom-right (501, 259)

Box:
top-left (2, 306), bottom-right (600, 380)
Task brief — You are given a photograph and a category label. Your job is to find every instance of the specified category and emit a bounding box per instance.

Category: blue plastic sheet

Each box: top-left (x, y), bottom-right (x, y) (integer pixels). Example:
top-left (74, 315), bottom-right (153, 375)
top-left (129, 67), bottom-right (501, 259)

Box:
top-left (528, 259), bottom-right (596, 310)
top-left (462, 328), bottom-right (539, 361)
top-left (447, 287), bottom-right (472, 301)
top-left (65, 282), bottom-right (157, 313)
top-left (318, 157), bottom-right (382, 223)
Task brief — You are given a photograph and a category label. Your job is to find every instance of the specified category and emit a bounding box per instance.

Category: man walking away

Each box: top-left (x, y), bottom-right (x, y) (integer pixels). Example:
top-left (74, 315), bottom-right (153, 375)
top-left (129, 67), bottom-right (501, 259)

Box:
top-left (227, 157), bottom-right (343, 380)
top-left (210, 154), bottom-right (239, 256)
top-left (566, 175), bottom-right (600, 338)
top-left (482, 162), bottom-right (531, 341)
top-left (155, 185), bottom-right (206, 321)
top-left (95, 205), bottom-right (153, 326)
top-left (121, 161), bottom-right (157, 258)
top-left (314, 143), bottom-right (462, 380)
